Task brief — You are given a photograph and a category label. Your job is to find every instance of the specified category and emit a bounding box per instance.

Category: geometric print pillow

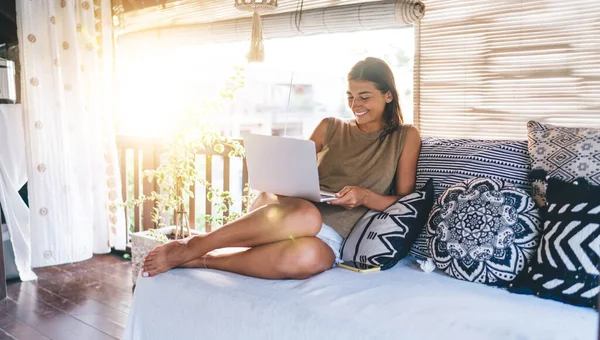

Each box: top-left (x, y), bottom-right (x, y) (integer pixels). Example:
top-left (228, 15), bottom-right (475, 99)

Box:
top-left (427, 178), bottom-right (542, 286)
top-left (510, 178), bottom-right (600, 308)
top-left (341, 179), bottom-right (434, 270)
top-left (527, 120), bottom-right (600, 207)
top-left (410, 137), bottom-right (532, 260)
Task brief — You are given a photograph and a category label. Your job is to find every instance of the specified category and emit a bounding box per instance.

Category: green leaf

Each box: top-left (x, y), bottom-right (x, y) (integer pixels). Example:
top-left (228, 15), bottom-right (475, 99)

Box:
top-left (213, 144), bottom-right (225, 153)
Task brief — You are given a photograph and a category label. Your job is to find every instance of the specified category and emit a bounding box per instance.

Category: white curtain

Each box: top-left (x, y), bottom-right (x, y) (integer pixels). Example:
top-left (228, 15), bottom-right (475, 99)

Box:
top-left (0, 104), bottom-right (36, 281)
top-left (16, 0), bottom-right (127, 268)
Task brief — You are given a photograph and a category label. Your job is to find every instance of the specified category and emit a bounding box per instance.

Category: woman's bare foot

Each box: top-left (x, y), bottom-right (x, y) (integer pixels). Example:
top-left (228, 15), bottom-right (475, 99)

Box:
top-left (142, 234), bottom-right (209, 277)
top-left (142, 239), bottom-right (191, 277)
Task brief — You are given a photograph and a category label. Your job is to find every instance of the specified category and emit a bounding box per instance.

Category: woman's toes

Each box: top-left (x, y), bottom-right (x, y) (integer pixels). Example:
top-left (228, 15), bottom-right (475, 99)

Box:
top-left (142, 262), bottom-right (153, 274)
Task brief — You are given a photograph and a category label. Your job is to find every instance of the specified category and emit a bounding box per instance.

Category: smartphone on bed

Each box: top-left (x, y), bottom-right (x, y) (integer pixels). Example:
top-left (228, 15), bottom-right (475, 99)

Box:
top-left (338, 261), bottom-right (381, 273)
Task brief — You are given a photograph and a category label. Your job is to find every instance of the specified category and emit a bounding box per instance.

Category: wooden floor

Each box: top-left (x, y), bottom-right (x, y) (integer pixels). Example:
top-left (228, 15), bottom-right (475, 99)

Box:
top-left (0, 253), bottom-right (133, 340)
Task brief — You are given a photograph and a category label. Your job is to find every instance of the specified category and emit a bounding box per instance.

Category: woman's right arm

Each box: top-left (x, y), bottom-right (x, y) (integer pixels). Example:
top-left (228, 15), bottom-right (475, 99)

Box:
top-left (309, 118), bottom-right (329, 154)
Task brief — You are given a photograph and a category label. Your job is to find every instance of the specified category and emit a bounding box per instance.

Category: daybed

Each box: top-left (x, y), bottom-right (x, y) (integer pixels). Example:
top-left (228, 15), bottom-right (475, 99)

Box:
top-left (124, 128), bottom-right (600, 340)
top-left (124, 260), bottom-right (596, 340)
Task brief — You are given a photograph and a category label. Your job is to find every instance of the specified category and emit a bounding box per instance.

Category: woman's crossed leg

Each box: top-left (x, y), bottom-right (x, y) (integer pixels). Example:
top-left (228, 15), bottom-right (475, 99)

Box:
top-left (141, 193), bottom-right (335, 279)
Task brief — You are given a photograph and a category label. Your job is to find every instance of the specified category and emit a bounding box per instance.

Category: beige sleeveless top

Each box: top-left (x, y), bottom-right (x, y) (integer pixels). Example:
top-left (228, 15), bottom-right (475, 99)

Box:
top-left (315, 117), bottom-right (409, 238)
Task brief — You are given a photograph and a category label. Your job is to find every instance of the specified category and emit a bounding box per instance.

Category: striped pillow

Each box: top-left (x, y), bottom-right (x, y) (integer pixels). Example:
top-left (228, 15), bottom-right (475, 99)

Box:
top-left (509, 177), bottom-right (600, 308)
top-left (409, 137), bottom-right (532, 260)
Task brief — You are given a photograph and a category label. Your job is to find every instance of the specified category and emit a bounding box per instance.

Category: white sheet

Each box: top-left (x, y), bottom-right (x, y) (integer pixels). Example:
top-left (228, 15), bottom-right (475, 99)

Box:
top-left (125, 259), bottom-right (597, 340)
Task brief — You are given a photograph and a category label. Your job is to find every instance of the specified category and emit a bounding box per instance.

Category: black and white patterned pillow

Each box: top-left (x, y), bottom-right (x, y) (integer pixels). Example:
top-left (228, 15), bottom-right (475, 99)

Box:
top-left (410, 138), bottom-right (532, 259)
top-left (527, 120), bottom-right (600, 207)
top-left (427, 178), bottom-right (541, 286)
top-left (341, 179), bottom-right (433, 270)
top-left (510, 178), bottom-right (600, 308)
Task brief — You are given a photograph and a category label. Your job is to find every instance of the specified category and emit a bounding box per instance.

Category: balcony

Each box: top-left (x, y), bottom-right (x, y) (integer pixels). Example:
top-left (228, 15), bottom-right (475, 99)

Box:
top-left (115, 135), bottom-right (249, 242)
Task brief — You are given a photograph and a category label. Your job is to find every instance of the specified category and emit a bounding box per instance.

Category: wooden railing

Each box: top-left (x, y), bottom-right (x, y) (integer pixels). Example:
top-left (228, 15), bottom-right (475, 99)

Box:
top-left (116, 135), bottom-right (248, 239)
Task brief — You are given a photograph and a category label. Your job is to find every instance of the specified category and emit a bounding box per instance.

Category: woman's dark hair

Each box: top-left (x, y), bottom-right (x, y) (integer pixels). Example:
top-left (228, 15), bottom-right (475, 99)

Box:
top-left (347, 57), bottom-right (404, 142)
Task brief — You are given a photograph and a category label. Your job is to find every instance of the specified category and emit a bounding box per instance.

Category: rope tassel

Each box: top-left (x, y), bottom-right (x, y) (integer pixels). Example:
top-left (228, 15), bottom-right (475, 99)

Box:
top-left (234, 0), bottom-right (277, 63)
top-left (247, 10), bottom-right (264, 62)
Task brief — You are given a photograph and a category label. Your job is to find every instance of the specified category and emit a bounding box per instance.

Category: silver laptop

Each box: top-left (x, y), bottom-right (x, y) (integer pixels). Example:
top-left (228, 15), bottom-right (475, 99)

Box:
top-left (242, 133), bottom-right (338, 202)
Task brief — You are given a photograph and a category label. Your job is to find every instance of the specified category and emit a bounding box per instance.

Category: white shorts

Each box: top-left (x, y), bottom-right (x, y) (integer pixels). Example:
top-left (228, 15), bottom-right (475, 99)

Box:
top-left (315, 223), bottom-right (344, 266)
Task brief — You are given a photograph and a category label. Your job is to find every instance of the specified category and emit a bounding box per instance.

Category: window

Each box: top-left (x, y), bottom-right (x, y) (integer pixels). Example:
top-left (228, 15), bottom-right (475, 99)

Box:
top-left (116, 27), bottom-right (414, 138)
top-left (116, 26), bottom-right (414, 232)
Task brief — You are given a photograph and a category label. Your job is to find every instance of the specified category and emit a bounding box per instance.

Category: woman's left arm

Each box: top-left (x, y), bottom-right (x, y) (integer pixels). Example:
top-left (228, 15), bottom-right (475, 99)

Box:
top-left (330, 126), bottom-right (421, 211)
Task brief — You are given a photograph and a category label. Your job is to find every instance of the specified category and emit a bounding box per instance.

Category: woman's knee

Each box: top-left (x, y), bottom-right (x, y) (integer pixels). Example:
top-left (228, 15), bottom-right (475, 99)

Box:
top-left (257, 196), bottom-right (322, 236)
top-left (278, 239), bottom-right (334, 280)
top-left (250, 192), bottom-right (278, 211)
top-left (285, 199), bottom-right (323, 235)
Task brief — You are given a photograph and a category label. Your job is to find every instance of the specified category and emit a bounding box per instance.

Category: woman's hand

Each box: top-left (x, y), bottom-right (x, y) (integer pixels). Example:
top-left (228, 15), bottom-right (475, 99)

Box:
top-left (329, 186), bottom-right (371, 209)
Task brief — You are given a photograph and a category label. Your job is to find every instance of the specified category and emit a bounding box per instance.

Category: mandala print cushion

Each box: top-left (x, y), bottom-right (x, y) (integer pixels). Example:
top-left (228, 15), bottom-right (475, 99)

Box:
top-left (510, 178), bottom-right (600, 308)
top-left (527, 120), bottom-right (600, 207)
top-left (427, 178), bottom-right (541, 286)
top-left (410, 137), bottom-right (531, 260)
top-left (341, 178), bottom-right (434, 270)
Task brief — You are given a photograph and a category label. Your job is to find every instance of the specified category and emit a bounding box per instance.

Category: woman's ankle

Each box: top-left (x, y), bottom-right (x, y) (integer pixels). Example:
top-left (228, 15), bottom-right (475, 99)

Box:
top-left (182, 234), bottom-right (210, 261)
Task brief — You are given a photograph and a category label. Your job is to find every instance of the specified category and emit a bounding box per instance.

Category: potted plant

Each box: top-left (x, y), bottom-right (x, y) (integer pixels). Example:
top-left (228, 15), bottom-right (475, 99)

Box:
top-left (124, 67), bottom-right (254, 283)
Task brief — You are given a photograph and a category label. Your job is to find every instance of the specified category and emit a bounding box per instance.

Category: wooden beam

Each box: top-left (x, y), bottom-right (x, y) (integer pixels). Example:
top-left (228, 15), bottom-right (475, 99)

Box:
top-left (189, 182), bottom-right (195, 230)
top-left (223, 156), bottom-right (230, 219)
top-left (242, 157), bottom-right (249, 212)
top-left (133, 149), bottom-right (140, 232)
top-left (205, 155), bottom-right (212, 232)
top-left (141, 147), bottom-right (155, 231)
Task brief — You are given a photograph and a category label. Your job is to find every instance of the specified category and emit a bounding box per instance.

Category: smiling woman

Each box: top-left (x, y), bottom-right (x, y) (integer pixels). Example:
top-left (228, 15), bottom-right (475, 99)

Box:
top-left (139, 57), bottom-right (421, 280)
top-left (347, 57), bottom-right (402, 137)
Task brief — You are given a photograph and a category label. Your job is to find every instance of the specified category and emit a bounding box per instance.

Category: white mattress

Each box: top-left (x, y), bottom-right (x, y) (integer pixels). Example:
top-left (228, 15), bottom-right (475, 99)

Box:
top-left (124, 258), bottom-right (597, 340)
